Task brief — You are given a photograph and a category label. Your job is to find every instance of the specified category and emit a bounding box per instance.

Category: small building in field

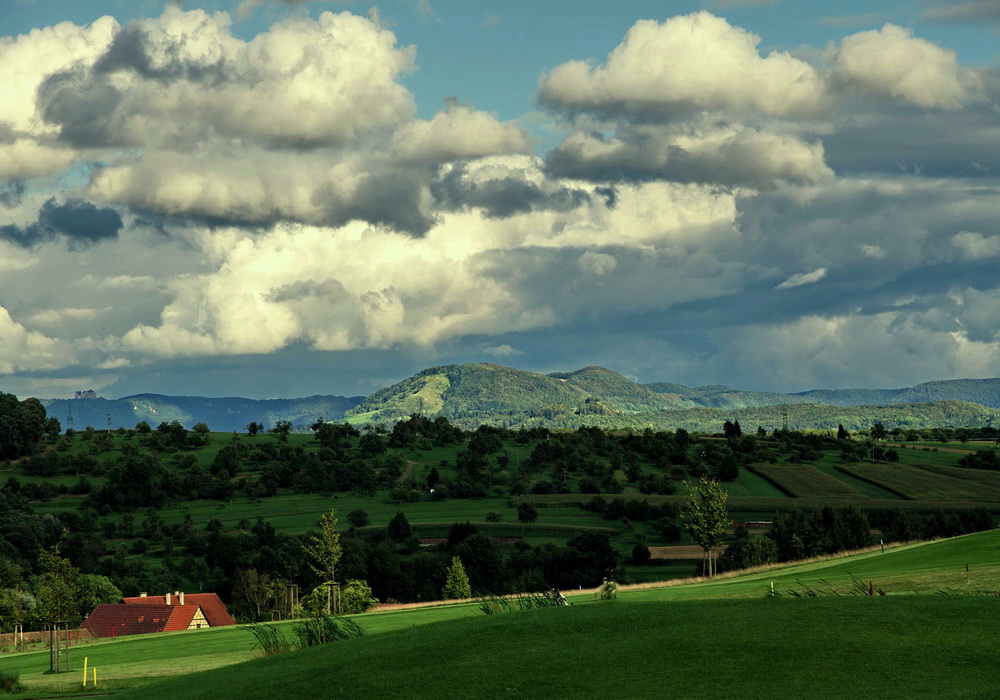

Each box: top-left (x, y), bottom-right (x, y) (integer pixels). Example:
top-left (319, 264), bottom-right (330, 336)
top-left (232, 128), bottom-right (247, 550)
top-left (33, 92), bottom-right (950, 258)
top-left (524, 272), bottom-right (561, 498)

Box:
top-left (80, 591), bottom-right (234, 638)
top-left (122, 591), bottom-right (236, 627)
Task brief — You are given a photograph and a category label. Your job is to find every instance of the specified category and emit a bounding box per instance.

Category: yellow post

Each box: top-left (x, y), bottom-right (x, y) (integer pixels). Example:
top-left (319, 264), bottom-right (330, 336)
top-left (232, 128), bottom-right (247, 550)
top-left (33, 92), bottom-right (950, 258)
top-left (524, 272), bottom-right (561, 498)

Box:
top-left (82, 657), bottom-right (88, 687)
top-left (93, 667), bottom-right (97, 686)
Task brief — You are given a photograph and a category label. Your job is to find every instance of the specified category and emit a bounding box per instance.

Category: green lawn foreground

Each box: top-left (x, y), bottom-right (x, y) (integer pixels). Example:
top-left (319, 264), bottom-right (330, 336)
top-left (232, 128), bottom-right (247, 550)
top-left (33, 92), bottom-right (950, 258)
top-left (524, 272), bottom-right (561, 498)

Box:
top-left (4, 529), bottom-right (998, 698)
top-left (117, 597), bottom-right (1000, 700)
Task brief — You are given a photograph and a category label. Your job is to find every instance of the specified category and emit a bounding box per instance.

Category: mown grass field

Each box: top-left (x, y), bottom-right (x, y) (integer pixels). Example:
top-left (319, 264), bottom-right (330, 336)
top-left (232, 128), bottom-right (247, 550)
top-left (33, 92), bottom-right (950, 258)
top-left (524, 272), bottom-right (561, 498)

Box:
top-left (3, 529), bottom-right (998, 698)
top-left (117, 597), bottom-right (1000, 700)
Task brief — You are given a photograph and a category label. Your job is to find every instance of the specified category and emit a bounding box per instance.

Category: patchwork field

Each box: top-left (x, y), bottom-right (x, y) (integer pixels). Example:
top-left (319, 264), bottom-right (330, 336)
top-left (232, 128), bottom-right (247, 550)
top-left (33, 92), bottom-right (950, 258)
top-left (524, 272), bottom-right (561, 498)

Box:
top-left (748, 464), bottom-right (869, 499)
top-left (836, 463), bottom-right (1000, 501)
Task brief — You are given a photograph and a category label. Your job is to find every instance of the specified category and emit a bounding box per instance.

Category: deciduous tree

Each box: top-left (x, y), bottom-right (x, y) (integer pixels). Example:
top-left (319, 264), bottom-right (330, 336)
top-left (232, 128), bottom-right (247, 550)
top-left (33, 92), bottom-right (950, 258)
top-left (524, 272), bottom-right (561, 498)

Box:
top-left (681, 477), bottom-right (731, 578)
top-left (302, 511), bottom-right (343, 613)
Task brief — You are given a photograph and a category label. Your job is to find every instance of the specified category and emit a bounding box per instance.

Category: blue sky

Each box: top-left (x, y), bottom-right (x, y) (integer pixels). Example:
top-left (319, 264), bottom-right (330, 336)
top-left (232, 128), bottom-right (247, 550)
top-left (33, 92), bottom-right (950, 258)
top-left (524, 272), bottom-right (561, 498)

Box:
top-left (1, 0), bottom-right (999, 399)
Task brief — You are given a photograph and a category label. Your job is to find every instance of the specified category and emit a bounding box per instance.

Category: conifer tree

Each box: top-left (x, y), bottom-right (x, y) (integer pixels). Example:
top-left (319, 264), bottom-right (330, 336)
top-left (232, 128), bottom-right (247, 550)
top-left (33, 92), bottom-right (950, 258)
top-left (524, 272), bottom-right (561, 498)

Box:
top-left (442, 556), bottom-right (471, 599)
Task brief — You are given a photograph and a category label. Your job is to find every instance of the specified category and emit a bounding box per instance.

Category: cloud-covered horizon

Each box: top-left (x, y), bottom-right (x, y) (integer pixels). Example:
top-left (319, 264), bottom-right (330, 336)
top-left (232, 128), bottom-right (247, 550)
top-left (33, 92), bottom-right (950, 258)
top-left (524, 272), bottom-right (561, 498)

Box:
top-left (1, 5), bottom-right (998, 398)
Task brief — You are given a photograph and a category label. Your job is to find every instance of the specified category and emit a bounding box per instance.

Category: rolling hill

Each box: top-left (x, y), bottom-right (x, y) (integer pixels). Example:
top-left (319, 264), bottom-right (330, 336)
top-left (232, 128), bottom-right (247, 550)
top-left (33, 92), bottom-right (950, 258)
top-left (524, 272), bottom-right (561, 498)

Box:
top-left (343, 364), bottom-right (1000, 432)
top-left (30, 365), bottom-right (1000, 432)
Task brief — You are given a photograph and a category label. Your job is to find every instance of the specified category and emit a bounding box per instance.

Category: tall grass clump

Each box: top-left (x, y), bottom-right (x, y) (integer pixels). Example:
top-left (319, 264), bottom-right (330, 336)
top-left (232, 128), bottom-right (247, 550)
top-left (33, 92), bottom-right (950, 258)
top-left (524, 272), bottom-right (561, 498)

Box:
top-left (0, 670), bottom-right (25, 694)
top-left (476, 590), bottom-right (566, 614)
top-left (243, 623), bottom-right (293, 657)
top-left (293, 614), bottom-right (365, 648)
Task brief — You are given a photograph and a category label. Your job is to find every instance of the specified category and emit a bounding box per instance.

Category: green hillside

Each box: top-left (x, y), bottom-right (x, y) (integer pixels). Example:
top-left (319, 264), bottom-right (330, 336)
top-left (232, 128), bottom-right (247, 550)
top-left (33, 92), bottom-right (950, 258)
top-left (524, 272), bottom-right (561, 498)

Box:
top-left (644, 399), bottom-right (1000, 433)
top-left (63, 530), bottom-right (995, 700)
top-left (646, 382), bottom-right (813, 410)
top-left (31, 367), bottom-right (1000, 433)
top-left (796, 377), bottom-right (1000, 409)
top-left (346, 363), bottom-right (604, 425)
top-left (346, 364), bottom-right (1000, 431)
top-left (551, 366), bottom-right (681, 411)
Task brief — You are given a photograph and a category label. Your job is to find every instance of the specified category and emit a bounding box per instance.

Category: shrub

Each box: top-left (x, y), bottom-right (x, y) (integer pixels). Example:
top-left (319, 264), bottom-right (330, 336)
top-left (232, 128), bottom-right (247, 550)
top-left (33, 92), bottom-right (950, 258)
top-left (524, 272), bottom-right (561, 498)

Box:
top-left (719, 535), bottom-right (778, 572)
top-left (341, 579), bottom-right (380, 614)
top-left (631, 543), bottom-right (651, 565)
top-left (347, 508), bottom-right (371, 527)
top-left (517, 503), bottom-right (538, 523)
top-left (0, 670), bottom-right (24, 694)
top-left (387, 511), bottom-right (412, 542)
top-left (959, 450), bottom-right (999, 471)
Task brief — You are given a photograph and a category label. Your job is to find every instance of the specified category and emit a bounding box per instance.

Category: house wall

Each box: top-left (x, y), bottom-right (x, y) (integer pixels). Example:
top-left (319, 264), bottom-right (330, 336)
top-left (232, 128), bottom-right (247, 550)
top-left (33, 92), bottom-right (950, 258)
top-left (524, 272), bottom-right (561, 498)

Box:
top-left (187, 608), bottom-right (209, 630)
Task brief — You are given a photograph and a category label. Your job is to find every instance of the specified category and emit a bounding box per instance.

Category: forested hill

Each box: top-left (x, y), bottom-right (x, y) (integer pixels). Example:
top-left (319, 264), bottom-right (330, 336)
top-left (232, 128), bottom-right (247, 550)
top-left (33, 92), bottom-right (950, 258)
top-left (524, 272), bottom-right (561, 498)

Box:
top-left (794, 378), bottom-right (1000, 408)
top-left (645, 377), bottom-right (1000, 410)
top-left (343, 364), bottom-right (1000, 432)
top-left (40, 394), bottom-right (365, 433)
top-left (29, 366), bottom-right (1000, 432)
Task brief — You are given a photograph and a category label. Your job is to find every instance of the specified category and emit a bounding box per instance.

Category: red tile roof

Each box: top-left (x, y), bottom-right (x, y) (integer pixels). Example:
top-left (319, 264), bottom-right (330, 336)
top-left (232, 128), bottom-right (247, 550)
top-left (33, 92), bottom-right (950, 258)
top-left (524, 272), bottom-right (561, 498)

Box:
top-left (165, 605), bottom-right (199, 632)
top-left (121, 593), bottom-right (236, 627)
top-left (80, 604), bottom-right (189, 638)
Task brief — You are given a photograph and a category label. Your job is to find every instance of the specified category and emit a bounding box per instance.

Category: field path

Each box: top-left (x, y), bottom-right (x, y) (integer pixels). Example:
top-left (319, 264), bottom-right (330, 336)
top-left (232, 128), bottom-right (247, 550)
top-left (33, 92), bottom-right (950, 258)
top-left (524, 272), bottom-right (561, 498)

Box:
top-left (885, 443), bottom-right (974, 454)
top-left (649, 545), bottom-right (727, 559)
top-left (397, 460), bottom-right (416, 485)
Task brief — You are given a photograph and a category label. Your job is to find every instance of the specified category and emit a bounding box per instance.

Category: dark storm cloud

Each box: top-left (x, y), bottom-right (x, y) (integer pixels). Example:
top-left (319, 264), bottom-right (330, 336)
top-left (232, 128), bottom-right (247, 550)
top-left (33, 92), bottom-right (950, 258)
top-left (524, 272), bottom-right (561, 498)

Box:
top-left (343, 173), bottom-right (436, 235)
top-left (543, 124), bottom-right (831, 188)
top-left (36, 23), bottom-right (227, 149)
top-left (0, 179), bottom-right (26, 207)
top-left (431, 164), bottom-right (591, 218)
top-left (0, 198), bottom-right (123, 249)
top-left (0, 122), bottom-right (17, 145)
top-left (94, 23), bottom-right (227, 84)
top-left (37, 67), bottom-right (125, 148)
top-left (824, 92), bottom-right (1000, 178)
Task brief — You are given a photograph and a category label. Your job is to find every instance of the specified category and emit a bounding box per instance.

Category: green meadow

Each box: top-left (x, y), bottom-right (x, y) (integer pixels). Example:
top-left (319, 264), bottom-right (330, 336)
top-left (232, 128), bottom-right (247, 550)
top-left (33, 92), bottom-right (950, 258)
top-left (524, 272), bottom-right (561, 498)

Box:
top-left (2, 529), bottom-right (998, 698)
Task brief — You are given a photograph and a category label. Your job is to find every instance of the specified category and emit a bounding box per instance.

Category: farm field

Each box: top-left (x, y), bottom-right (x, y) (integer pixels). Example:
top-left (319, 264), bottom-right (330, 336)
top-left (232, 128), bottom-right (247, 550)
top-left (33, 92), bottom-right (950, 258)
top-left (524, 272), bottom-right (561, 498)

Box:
top-left (748, 463), bottom-right (869, 499)
top-left (836, 463), bottom-right (1000, 501)
top-left (3, 419), bottom-right (1000, 649)
top-left (3, 530), bottom-right (994, 699)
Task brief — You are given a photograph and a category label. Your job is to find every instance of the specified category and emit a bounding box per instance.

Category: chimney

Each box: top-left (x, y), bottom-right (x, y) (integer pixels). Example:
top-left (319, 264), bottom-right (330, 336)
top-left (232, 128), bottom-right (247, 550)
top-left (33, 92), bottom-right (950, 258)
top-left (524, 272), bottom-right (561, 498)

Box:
top-left (179, 591), bottom-right (185, 605)
top-left (165, 592), bottom-right (171, 605)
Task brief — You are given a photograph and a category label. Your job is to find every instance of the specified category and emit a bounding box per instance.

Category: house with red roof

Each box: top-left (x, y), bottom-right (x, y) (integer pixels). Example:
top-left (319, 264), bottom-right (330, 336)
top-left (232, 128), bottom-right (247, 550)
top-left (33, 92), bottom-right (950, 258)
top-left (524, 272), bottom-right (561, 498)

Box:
top-left (80, 591), bottom-right (235, 638)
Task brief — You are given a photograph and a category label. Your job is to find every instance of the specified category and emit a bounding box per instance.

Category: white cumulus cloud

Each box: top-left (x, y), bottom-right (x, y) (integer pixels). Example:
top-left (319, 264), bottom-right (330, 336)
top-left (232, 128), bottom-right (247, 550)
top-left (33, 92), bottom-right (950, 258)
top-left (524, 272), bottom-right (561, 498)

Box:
top-left (833, 24), bottom-right (975, 109)
top-left (539, 12), bottom-right (827, 118)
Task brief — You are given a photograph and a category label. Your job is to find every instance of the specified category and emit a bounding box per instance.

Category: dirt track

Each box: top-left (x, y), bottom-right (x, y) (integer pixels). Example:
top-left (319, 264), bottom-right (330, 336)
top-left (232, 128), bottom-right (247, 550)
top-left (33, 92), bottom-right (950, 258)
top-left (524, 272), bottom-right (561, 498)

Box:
top-left (648, 545), bottom-right (727, 560)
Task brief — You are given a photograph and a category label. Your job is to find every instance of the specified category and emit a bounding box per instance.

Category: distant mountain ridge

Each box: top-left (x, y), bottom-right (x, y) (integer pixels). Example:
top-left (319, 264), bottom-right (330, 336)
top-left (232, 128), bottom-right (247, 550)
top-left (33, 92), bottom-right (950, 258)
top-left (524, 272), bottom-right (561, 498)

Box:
top-left (793, 378), bottom-right (1000, 408)
top-left (30, 365), bottom-right (1000, 432)
top-left (41, 393), bottom-right (365, 433)
top-left (343, 364), bottom-right (1000, 431)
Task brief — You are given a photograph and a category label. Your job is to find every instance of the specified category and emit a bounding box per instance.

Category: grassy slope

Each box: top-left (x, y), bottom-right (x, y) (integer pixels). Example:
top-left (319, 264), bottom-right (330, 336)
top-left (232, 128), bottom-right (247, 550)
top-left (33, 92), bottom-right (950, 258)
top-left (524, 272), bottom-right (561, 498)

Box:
top-left (116, 598), bottom-right (1000, 700)
top-left (5, 530), bottom-right (999, 698)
